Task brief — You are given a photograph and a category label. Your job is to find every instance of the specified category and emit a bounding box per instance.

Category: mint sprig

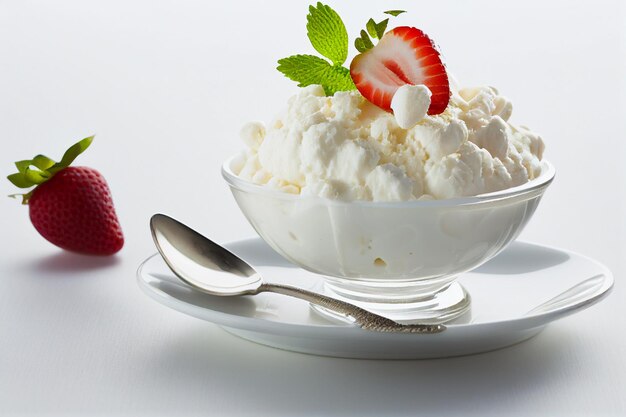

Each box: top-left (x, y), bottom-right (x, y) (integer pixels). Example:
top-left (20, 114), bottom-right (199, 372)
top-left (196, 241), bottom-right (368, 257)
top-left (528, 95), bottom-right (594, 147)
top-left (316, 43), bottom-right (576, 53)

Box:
top-left (7, 136), bottom-right (94, 204)
top-left (277, 2), bottom-right (355, 96)
top-left (276, 4), bottom-right (408, 94)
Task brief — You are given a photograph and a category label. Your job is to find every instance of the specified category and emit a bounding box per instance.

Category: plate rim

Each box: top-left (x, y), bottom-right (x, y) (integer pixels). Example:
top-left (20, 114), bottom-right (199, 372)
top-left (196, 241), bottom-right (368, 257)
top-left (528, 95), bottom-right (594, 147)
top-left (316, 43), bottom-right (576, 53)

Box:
top-left (136, 239), bottom-right (614, 337)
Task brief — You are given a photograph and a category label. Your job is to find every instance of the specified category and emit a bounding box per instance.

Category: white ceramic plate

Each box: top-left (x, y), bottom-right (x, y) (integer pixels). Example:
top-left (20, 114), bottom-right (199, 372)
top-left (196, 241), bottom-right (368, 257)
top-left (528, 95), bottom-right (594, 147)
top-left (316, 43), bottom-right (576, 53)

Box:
top-left (137, 238), bottom-right (613, 359)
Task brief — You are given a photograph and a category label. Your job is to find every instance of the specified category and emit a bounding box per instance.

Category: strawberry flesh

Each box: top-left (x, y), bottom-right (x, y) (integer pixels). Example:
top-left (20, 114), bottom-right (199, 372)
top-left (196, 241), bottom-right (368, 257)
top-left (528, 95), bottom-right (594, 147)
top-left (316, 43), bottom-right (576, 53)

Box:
top-left (28, 166), bottom-right (124, 255)
top-left (350, 26), bottom-right (450, 115)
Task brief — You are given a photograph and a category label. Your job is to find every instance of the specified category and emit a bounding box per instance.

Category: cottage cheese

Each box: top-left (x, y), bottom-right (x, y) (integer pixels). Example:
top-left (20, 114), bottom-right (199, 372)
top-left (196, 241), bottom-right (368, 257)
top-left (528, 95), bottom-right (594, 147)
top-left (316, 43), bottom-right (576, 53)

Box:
top-left (234, 83), bottom-right (544, 201)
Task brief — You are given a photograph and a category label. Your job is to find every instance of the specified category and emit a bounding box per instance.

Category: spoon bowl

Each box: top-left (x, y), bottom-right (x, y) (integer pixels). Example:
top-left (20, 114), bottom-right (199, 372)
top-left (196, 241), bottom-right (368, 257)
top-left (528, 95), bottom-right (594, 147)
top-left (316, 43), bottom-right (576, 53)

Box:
top-left (150, 214), bottom-right (261, 296)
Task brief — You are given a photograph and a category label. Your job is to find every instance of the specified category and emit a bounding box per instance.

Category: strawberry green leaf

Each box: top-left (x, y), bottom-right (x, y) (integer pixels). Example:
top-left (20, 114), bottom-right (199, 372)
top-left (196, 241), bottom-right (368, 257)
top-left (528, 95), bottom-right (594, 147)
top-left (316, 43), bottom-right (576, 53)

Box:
top-left (375, 18), bottom-right (389, 39)
top-left (359, 9), bottom-right (404, 47)
top-left (8, 135), bottom-right (95, 202)
top-left (354, 38), bottom-right (367, 53)
top-left (384, 10), bottom-right (406, 17)
top-left (15, 160), bottom-right (31, 174)
top-left (7, 173), bottom-right (34, 188)
top-left (306, 2), bottom-right (349, 65)
top-left (32, 155), bottom-right (55, 171)
top-left (365, 18), bottom-right (389, 40)
top-left (355, 30), bottom-right (374, 53)
top-left (366, 19), bottom-right (378, 39)
top-left (8, 193), bottom-right (30, 204)
top-left (24, 169), bottom-right (50, 185)
top-left (49, 135), bottom-right (94, 174)
top-left (360, 30), bottom-right (373, 48)
top-left (277, 54), bottom-right (355, 95)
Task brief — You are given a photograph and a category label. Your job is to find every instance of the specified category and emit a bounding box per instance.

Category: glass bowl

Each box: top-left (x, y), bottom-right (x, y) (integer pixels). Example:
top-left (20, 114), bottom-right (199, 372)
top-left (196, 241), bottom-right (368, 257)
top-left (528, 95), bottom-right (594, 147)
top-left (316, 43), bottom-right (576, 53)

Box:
top-left (222, 156), bottom-right (555, 323)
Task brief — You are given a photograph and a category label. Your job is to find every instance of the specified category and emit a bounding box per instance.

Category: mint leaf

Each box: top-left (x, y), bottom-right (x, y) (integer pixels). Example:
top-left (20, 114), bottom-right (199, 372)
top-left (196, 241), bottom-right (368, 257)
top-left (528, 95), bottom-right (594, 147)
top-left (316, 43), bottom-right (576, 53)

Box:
top-left (306, 2), bottom-right (348, 65)
top-left (384, 10), bottom-right (406, 17)
top-left (277, 55), bottom-right (329, 86)
top-left (277, 3), bottom-right (357, 95)
top-left (277, 54), bottom-right (355, 95)
top-left (322, 65), bottom-right (356, 95)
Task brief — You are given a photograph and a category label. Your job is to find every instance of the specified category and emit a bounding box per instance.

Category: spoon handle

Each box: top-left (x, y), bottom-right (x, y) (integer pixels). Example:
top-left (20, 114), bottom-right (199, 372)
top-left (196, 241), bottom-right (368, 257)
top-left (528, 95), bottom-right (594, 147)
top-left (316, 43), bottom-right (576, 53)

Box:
top-left (257, 283), bottom-right (445, 334)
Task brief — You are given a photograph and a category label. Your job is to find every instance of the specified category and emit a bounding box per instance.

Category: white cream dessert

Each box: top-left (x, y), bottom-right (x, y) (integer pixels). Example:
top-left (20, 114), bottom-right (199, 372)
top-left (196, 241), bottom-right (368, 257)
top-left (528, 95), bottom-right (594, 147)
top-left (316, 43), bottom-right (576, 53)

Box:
top-left (234, 83), bottom-right (544, 201)
top-left (233, 6), bottom-right (545, 202)
top-left (223, 4), bottom-right (555, 287)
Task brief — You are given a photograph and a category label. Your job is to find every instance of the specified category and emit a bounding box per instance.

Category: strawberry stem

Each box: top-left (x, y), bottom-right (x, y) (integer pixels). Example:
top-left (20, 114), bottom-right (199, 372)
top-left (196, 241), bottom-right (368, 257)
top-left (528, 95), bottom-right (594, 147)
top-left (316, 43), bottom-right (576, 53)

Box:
top-left (7, 135), bottom-right (95, 204)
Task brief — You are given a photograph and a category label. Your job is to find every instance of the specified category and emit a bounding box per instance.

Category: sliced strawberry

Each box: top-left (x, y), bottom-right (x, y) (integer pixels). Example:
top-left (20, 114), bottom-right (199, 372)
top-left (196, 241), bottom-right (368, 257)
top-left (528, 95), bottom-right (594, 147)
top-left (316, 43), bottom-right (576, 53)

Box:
top-left (350, 26), bottom-right (450, 115)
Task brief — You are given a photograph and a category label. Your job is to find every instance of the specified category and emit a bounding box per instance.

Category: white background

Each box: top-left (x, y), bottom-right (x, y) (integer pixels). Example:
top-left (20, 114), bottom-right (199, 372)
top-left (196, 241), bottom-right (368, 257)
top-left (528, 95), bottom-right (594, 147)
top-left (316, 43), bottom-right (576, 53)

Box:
top-left (1, 0), bottom-right (624, 415)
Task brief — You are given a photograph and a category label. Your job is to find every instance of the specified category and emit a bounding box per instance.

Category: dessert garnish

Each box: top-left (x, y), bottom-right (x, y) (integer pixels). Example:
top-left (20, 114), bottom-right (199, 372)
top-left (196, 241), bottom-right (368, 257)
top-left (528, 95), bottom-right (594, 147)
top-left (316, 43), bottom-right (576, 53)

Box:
top-left (7, 136), bottom-right (124, 255)
top-left (277, 3), bottom-right (450, 115)
top-left (277, 2), bottom-right (355, 96)
top-left (239, 3), bottom-right (545, 202)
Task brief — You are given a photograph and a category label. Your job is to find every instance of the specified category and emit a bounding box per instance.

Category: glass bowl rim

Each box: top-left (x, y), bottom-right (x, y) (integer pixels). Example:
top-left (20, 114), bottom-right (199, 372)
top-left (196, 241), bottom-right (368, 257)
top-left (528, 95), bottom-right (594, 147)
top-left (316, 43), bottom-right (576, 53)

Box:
top-left (221, 155), bottom-right (555, 208)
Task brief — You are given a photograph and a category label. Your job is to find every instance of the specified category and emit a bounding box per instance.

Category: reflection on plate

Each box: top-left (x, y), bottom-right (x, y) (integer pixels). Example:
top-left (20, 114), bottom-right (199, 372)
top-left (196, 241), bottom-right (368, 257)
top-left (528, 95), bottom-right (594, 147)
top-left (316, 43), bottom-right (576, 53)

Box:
top-left (137, 239), bottom-right (612, 359)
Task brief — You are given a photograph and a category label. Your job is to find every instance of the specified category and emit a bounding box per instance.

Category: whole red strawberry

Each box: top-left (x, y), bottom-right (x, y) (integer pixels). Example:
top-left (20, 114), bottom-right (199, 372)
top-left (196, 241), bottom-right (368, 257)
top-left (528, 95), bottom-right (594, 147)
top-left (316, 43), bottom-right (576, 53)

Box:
top-left (8, 136), bottom-right (124, 255)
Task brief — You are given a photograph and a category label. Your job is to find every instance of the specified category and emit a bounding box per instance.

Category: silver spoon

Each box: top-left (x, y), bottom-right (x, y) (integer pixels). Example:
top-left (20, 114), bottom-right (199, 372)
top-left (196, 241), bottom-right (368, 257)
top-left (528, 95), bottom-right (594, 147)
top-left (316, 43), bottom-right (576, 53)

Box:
top-left (150, 214), bottom-right (445, 334)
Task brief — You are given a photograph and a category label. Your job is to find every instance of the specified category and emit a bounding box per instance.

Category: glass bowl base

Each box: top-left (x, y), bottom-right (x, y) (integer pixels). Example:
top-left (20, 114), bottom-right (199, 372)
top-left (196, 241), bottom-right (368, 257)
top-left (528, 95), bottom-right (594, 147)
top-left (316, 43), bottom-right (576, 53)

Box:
top-left (311, 280), bottom-right (471, 325)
